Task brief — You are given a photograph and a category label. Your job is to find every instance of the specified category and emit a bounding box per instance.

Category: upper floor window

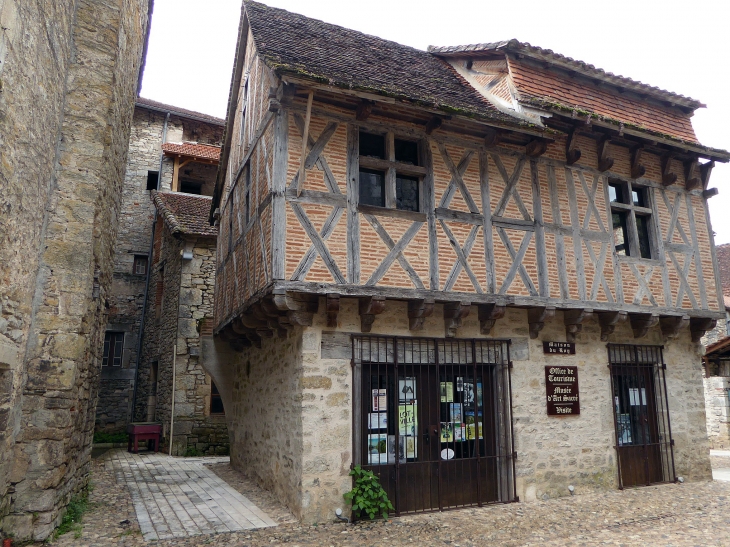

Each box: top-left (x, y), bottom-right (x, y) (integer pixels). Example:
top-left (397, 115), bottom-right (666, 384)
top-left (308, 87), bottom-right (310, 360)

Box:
top-left (146, 170), bottom-right (159, 191)
top-left (210, 381), bottom-right (225, 415)
top-left (102, 332), bottom-right (124, 367)
top-left (609, 180), bottom-right (653, 259)
top-left (358, 131), bottom-right (422, 212)
top-left (133, 255), bottom-right (148, 276)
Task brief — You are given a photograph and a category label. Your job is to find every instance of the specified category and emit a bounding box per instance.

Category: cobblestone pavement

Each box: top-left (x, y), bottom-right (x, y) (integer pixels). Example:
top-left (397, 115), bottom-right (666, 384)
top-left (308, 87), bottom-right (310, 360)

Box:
top-left (42, 449), bottom-right (730, 546)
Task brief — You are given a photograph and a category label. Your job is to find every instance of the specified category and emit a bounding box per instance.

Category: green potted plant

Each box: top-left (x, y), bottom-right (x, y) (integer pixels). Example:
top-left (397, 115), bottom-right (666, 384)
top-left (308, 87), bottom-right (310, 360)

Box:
top-left (343, 465), bottom-right (394, 521)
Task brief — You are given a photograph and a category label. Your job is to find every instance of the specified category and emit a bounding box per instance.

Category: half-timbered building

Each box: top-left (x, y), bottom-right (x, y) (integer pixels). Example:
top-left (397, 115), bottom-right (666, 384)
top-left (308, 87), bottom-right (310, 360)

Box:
top-left (204, 1), bottom-right (730, 522)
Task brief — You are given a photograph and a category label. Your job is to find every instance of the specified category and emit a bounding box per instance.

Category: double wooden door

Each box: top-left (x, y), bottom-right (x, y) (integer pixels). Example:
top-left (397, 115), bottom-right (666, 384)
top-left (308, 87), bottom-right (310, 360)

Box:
top-left (356, 337), bottom-right (515, 514)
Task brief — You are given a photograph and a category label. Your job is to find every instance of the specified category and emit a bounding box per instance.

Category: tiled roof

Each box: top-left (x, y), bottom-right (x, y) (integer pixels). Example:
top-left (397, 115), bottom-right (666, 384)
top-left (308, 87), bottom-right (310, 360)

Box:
top-left (717, 244), bottom-right (730, 297)
top-left (151, 191), bottom-right (218, 238)
top-left (244, 1), bottom-right (521, 125)
top-left (507, 59), bottom-right (699, 144)
top-left (428, 40), bottom-right (703, 109)
top-left (136, 97), bottom-right (226, 125)
top-left (705, 335), bottom-right (730, 357)
top-left (161, 142), bottom-right (221, 161)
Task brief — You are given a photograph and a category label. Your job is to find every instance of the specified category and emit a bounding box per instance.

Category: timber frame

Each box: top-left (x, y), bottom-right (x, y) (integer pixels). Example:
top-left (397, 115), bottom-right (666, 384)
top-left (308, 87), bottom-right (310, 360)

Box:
top-left (211, 5), bottom-right (729, 353)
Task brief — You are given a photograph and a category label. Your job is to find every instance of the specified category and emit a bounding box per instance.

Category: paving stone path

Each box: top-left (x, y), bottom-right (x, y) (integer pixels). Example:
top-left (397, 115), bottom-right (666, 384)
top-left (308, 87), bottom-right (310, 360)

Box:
top-left (41, 449), bottom-right (730, 546)
top-left (107, 450), bottom-right (276, 540)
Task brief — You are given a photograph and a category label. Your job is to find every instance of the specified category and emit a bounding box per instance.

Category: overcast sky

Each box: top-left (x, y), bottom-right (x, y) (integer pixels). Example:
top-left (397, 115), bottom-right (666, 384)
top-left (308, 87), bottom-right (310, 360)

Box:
top-left (141, 0), bottom-right (730, 244)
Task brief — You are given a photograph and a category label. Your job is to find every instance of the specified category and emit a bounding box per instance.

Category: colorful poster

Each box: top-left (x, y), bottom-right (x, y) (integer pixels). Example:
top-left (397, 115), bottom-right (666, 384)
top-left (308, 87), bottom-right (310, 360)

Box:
top-left (440, 422), bottom-right (454, 442)
top-left (399, 377), bottom-right (416, 401)
top-left (368, 412), bottom-right (388, 430)
top-left (440, 382), bottom-right (454, 402)
top-left (372, 389), bottom-right (387, 412)
top-left (465, 423), bottom-right (483, 440)
top-left (367, 434), bottom-right (388, 465)
top-left (450, 403), bottom-right (462, 423)
top-left (399, 435), bottom-right (417, 461)
top-left (398, 403), bottom-right (417, 436)
top-left (454, 423), bottom-right (464, 441)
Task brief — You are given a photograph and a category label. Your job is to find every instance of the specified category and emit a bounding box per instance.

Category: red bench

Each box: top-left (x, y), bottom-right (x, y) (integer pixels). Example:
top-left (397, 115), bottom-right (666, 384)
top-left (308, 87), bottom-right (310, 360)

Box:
top-left (127, 423), bottom-right (162, 453)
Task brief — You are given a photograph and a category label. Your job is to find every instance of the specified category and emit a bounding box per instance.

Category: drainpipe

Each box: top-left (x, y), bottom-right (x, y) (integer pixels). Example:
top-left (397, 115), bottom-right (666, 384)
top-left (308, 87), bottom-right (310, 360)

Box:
top-left (131, 111), bottom-right (169, 420)
top-left (169, 342), bottom-right (176, 456)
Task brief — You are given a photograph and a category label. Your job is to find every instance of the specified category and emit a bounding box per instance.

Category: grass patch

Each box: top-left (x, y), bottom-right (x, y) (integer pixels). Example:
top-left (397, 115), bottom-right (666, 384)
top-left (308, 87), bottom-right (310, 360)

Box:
top-left (93, 431), bottom-right (127, 444)
top-left (184, 447), bottom-right (203, 457)
top-left (53, 490), bottom-right (89, 540)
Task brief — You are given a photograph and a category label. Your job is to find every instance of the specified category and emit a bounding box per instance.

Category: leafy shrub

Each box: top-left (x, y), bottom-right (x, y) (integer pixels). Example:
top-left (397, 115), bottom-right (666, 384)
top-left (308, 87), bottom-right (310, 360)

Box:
top-left (343, 465), bottom-right (394, 520)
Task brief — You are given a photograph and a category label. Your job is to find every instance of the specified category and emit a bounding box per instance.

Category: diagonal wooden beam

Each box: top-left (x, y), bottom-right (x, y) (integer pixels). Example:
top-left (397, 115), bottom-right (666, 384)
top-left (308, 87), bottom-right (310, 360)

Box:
top-left (363, 214), bottom-right (424, 289)
top-left (437, 145), bottom-right (477, 211)
top-left (628, 264), bottom-right (657, 307)
top-left (291, 206), bottom-right (345, 281)
top-left (491, 154), bottom-right (529, 220)
top-left (497, 227), bottom-right (537, 295)
top-left (439, 220), bottom-right (482, 293)
top-left (365, 221), bottom-right (424, 286)
top-left (290, 202), bottom-right (346, 283)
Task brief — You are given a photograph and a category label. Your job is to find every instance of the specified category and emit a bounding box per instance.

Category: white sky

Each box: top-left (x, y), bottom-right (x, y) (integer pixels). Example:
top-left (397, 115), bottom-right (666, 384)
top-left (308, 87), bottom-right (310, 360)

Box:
top-left (141, 0), bottom-right (730, 243)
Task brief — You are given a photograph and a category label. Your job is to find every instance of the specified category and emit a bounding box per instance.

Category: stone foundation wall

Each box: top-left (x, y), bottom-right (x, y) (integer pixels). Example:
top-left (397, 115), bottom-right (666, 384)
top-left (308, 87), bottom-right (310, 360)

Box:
top-left (211, 296), bottom-right (711, 523)
top-left (0, 0), bottom-right (150, 540)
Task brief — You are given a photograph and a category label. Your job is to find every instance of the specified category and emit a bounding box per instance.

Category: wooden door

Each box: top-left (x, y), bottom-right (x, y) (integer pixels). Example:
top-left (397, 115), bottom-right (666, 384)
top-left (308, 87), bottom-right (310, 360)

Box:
top-left (612, 366), bottom-right (664, 487)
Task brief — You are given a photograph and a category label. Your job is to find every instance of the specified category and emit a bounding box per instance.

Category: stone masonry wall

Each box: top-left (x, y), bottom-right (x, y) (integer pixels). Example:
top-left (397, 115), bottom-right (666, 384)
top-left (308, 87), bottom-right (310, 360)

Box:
top-left (0, 0), bottom-right (149, 540)
top-left (212, 296), bottom-right (711, 524)
top-left (0, 0), bottom-right (78, 525)
top-left (704, 374), bottom-right (730, 449)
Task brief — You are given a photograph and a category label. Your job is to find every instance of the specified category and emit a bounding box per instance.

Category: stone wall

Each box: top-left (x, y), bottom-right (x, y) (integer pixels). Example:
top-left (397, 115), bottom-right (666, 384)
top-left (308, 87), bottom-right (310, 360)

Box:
top-left (0, 0), bottom-right (150, 540)
top-left (135, 223), bottom-right (227, 455)
top-left (98, 105), bottom-right (224, 433)
top-left (704, 374), bottom-right (730, 449)
top-left (209, 297), bottom-right (711, 523)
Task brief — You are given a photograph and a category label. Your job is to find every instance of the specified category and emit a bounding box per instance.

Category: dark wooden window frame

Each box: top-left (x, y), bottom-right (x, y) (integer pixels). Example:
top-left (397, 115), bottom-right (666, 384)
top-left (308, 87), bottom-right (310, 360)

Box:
top-left (358, 130), bottom-right (426, 214)
top-left (210, 381), bottom-right (225, 415)
top-left (102, 331), bottom-right (124, 367)
top-left (608, 178), bottom-right (655, 260)
top-left (133, 254), bottom-right (148, 276)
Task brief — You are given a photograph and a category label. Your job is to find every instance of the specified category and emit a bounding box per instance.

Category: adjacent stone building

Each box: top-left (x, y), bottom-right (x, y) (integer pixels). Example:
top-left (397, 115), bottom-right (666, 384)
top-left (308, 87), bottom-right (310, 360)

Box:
top-left (96, 99), bottom-right (225, 434)
top-left (0, 0), bottom-right (150, 540)
top-left (204, 1), bottom-right (729, 525)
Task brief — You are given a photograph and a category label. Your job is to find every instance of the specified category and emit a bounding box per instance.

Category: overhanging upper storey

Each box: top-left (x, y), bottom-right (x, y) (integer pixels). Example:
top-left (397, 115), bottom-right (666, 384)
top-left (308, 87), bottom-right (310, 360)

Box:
top-left (428, 40), bottom-right (730, 162)
top-left (210, 1), bottom-right (728, 349)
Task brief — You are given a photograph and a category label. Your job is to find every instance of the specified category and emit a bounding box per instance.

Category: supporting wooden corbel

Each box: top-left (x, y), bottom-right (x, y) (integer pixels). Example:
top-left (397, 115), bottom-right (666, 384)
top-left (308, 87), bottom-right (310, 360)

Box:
top-left (528, 306), bottom-right (555, 339)
top-left (355, 99), bottom-right (374, 121)
top-left (564, 308), bottom-right (593, 343)
top-left (268, 87), bottom-right (281, 112)
top-left (444, 302), bottom-right (471, 338)
top-left (565, 128), bottom-right (581, 165)
top-left (478, 303), bottom-right (506, 335)
top-left (659, 315), bottom-right (689, 341)
top-left (597, 135), bottom-right (614, 172)
top-left (525, 139), bottom-right (548, 157)
top-left (660, 155), bottom-right (677, 186)
top-left (700, 161), bottom-right (715, 190)
top-left (628, 313), bottom-right (659, 338)
top-left (597, 311), bottom-right (626, 341)
top-left (685, 160), bottom-right (701, 191)
top-left (326, 294), bottom-right (340, 328)
top-left (424, 116), bottom-right (443, 135)
top-left (484, 128), bottom-right (501, 147)
top-left (270, 290), bottom-right (319, 329)
top-left (296, 90), bottom-right (314, 196)
top-left (690, 317), bottom-right (717, 343)
top-left (359, 296), bottom-right (386, 333)
top-left (703, 188), bottom-right (719, 199)
top-left (408, 299), bottom-right (435, 331)
top-left (631, 147), bottom-right (646, 179)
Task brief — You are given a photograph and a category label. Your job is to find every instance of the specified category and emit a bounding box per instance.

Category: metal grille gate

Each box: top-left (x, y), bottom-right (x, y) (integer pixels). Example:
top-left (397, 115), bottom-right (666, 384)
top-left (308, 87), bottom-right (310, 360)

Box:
top-left (607, 344), bottom-right (676, 488)
top-left (352, 335), bottom-right (516, 515)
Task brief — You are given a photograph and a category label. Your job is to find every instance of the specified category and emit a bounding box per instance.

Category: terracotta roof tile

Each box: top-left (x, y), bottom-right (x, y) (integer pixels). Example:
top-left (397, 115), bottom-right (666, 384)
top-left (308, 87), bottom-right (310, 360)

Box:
top-left (508, 60), bottom-right (699, 143)
top-left (428, 40), bottom-right (703, 109)
top-left (151, 191), bottom-right (218, 238)
top-left (244, 1), bottom-right (521, 125)
top-left (161, 142), bottom-right (221, 161)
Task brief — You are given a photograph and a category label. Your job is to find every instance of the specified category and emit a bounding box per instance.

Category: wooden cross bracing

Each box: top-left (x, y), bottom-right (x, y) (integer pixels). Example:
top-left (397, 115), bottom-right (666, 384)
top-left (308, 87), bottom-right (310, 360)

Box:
top-left (660, 189), bottom-right (700, 309)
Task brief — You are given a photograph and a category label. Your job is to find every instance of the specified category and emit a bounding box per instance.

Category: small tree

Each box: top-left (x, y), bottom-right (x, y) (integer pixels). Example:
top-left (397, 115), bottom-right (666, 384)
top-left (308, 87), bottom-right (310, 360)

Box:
top-left (343, 465), bottom-right (394, 521)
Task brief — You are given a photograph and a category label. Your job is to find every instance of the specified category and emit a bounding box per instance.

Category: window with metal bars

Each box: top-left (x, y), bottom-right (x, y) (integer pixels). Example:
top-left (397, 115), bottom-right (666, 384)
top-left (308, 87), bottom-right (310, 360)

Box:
top-left (352, 335), bottom-right (516, 515)
top-left (607, 344), bottom-right (675, 488)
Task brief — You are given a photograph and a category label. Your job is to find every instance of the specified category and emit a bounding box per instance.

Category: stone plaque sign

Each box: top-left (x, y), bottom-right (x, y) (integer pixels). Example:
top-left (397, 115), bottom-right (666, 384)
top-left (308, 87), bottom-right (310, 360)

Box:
top-left (543, 341), bottom-right (575, 355)
top-left (545, 366), bottom-right (580, 416)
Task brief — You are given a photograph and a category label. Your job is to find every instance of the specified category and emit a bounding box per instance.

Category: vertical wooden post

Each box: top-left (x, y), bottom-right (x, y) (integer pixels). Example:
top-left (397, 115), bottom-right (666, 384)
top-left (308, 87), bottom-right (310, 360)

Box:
top-left (272, 109), bottom-right (289, 280)
top-left (172, 156), bottom-right (180, 192)
top-left (297, 91), bottom-right (314, 196)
